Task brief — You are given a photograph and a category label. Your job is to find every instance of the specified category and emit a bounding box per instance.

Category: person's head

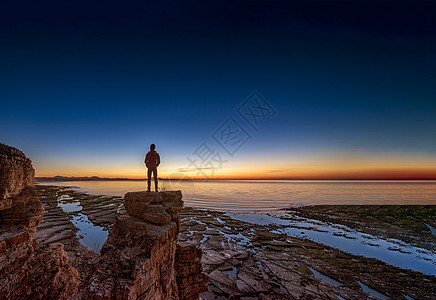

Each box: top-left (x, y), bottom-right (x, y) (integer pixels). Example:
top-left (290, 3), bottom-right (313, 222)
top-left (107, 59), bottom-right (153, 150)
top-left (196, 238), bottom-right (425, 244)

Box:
top-left (150, 144), bottom-right (155, 150)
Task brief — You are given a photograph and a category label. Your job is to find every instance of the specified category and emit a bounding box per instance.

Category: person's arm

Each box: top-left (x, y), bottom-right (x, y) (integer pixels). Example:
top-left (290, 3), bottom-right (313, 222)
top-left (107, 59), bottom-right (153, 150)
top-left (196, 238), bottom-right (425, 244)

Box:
top-left (145, 153), bottom-right (149, 166)
top-left (156, 153), bottom-right (160, 167)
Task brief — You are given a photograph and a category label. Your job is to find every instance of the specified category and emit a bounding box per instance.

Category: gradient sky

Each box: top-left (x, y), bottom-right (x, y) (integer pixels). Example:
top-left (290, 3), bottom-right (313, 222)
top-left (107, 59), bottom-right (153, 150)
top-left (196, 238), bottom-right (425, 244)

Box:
top-left (1, 0), bottom-right (436, 179)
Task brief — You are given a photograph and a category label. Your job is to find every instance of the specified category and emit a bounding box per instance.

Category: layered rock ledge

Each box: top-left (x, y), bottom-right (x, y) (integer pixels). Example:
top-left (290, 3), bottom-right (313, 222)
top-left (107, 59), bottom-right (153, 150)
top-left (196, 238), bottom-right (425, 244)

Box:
top-left (124, 191), bottom-right (183, 225)
top-left (0, 143), bottom-right (79, 299)
top-left (81, 191), bottom-right (208, 299)
top-left (1, 143), bottom-right (208, 299)
top-left (0, 143), bottom-right (35, 206)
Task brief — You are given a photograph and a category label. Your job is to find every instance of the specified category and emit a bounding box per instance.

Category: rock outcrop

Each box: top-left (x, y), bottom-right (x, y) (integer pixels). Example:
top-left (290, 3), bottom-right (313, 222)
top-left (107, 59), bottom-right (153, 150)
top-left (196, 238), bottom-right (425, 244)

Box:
top-left (81, 191), bottom-right (208, 299)
top-left (175, 242), bottom-right (209, 300)
top-left (0, 143), bottom-right (80, 299)
top-left (0, 144), bottom-right (35, 207)
top-left (0, 186), bottom-right (44, 233)
top-left (124, 191), bottom-right (183, 225)
top-left (1, 143), bottom-right (207, 299)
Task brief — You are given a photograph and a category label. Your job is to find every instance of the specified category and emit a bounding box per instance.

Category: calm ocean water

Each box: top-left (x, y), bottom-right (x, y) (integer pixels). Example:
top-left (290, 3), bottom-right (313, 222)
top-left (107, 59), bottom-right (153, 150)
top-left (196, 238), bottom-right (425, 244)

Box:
top-left (38, 180), bottom-right (436, 212)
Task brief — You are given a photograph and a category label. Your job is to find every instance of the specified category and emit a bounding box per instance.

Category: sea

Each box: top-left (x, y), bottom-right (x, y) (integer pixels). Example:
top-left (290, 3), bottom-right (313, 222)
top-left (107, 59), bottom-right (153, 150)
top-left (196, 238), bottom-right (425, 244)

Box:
top-left (37, 180), bottom-right (436, 212)
top-left (40, 180), bottom-right (436, 275)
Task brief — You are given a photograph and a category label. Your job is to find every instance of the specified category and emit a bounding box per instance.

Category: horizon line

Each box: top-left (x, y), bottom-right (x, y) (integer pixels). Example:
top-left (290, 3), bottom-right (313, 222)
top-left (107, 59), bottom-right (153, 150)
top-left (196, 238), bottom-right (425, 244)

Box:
top-left (35, 176), bottom-right (436, 181)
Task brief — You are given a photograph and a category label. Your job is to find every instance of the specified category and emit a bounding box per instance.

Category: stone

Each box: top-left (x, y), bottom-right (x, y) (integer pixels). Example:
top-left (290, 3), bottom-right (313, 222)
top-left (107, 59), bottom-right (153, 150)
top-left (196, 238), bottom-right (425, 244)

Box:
top-left (236, 279), bottom-right (255, 294)
top-left (81, 200), bottom-right (207, 299)
top-left (0, 186), bottom-right (44, 233)
top-left (0, 143), bottom-right (80, 299)
top-left (0, 143), bottom-right (34, 204)
top-left (235, 251), bottom-right (249, 260)
top-left (0, 235), bottom-right (79, 299)
top-left (0, 144), bottom-right (44, 233)
top-left (1, 144), bottom-right (208, 299)
top-left (208, 269), bottom-right (241, 296)
top-left (124, 191), bottom-right (183, 224)
top-left (237, 269), bottom-right (271, 294)
top-left (176, 242), bottom-right (209, 300)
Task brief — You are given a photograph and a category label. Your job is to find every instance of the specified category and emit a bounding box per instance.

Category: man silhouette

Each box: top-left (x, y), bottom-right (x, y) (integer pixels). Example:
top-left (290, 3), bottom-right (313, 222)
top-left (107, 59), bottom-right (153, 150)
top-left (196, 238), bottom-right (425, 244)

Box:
top-left (145, 144), bottom-right (160, 192)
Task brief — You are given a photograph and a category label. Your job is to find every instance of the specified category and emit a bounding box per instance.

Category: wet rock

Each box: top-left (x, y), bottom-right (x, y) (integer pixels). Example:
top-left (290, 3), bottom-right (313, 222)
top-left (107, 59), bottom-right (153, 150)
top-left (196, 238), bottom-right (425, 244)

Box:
top-left (290, 205), bottom-right (436, 252)
top-left (235, 250), bottom-right (249, 260)
top-left (237, 269), bottom-right (271, 294)
top-left (202, 249), bottom-right (227, 269)
top-left (209, 269), bottom-right (241, 296)
top-left (179, 208), bottom-right (436, 299)
top-left (221, 249), bottom-right (240, 259)
top-left (218, 262), bottom-right (234, 271)
top-left (236, 279), bottom-right (255, 294)
top-left (228, 258), bottom-right (242, 267)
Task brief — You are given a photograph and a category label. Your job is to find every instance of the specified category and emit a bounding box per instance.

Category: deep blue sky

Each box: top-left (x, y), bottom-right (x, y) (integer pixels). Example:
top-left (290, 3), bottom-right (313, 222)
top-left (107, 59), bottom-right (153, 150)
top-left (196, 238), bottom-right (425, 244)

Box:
top-left (1, 0), bottom-right (436, 178)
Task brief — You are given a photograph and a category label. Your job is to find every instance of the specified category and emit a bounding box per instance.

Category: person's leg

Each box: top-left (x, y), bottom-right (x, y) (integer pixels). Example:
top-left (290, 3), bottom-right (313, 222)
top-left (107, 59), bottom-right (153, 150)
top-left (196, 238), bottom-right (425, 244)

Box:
top-left (153, 167), bottom-right (158, 191)
top-left (147, 168), bottom-right (152, 191)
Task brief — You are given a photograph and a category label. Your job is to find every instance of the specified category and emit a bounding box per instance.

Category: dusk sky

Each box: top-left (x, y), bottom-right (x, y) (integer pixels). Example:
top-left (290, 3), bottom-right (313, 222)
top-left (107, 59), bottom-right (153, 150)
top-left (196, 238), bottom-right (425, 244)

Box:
top-left (1, 0), bottom-right (436, 179)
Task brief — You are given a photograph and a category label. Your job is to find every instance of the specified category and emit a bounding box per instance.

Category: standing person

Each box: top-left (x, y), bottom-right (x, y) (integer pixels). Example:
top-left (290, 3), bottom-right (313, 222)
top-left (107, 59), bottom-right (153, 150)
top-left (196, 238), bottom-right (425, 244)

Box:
top-left (145, 144), bottom-right (160, 192)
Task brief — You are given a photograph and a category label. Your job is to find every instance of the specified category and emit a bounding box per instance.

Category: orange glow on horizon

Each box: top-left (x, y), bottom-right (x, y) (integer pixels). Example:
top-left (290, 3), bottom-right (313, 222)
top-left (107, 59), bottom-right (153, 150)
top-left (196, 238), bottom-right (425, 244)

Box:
top-left (34, 151), bottom-right (436, 180)
top-left (35, 167), bottom-right (436, 180)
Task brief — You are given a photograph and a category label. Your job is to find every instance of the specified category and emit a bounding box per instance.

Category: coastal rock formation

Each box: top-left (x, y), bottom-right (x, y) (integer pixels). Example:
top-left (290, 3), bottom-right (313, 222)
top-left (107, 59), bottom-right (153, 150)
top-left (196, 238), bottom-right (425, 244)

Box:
top-left (0, 186), bottom-right (44, 233)
top-left (0, 144), bottom-right (35, 210)
top-left (1, 143), bottom-right (207, 299)
top-left (175, 242), bottom-right (209, 300)
top-left (82, 191), bottom-right (208, 299)
top-left (124, 191), bottom-right (183, 225)
top-left (0, 143), bottom-right (79, 299)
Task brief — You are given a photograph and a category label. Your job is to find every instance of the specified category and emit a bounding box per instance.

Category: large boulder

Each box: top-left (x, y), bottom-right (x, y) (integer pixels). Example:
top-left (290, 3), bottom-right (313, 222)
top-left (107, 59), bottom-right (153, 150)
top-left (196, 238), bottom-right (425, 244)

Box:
top-left (124, 191), bottom-right (183, 224)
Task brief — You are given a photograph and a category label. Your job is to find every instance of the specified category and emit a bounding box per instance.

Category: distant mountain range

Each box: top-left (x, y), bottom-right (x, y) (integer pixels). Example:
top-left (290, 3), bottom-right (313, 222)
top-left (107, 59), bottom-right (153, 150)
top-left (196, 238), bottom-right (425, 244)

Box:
top-left (35, 176), bottom-right (148, 182)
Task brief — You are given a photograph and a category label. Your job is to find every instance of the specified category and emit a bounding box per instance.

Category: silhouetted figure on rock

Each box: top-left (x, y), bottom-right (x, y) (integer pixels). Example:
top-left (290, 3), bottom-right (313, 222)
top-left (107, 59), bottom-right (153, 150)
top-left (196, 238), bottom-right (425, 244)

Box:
top-left (145, 144), bottom-right (160, 192)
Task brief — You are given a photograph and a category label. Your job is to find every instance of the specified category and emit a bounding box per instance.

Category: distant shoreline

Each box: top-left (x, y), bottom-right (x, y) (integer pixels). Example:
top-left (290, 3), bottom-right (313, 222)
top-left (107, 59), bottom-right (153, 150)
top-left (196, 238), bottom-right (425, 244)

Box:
top-left (36, 176), bottom-right (147, 182)
top-left (35, 176), bottom-right (436, 182)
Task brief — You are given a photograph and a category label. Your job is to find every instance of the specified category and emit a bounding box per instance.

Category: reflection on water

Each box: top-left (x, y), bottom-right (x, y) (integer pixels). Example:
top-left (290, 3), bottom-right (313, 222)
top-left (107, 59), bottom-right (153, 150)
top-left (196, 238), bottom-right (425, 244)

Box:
top-left (57, 194), bottom-right (108, 252)
top-left (425, 223), bottom-right (436, 236)
top-left (229, 213), bottom-right (436, 276)
top-left (45, 180), bottom-right (436, 212)
top-left (71, 214), bottom-right (108, 252)
top-left (308, 267), bottom-right (342, 287)
top-left (57, 195), bottom-right (82, 213)
top-left (47, 180), bottom-right (436, 279)
top-left (357, 281), bottom-right (390, 300)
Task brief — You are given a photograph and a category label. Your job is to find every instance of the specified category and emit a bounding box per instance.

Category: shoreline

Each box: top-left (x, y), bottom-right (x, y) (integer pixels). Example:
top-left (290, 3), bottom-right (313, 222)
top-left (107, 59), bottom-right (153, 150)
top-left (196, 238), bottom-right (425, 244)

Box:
top-left (34, 184), bottom-right (436, 299)
top-left (36, 178), bottom-right (436, 182)
top-left (35, 181), bottom-right (436, 210)
top-left (34, 184), bottom-right (436, 253)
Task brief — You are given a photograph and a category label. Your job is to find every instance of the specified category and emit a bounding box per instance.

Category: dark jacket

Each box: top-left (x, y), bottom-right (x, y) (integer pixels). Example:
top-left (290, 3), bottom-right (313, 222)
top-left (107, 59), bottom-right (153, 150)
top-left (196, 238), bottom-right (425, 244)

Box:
top-left (145, 150), bottom-right (160, 168)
